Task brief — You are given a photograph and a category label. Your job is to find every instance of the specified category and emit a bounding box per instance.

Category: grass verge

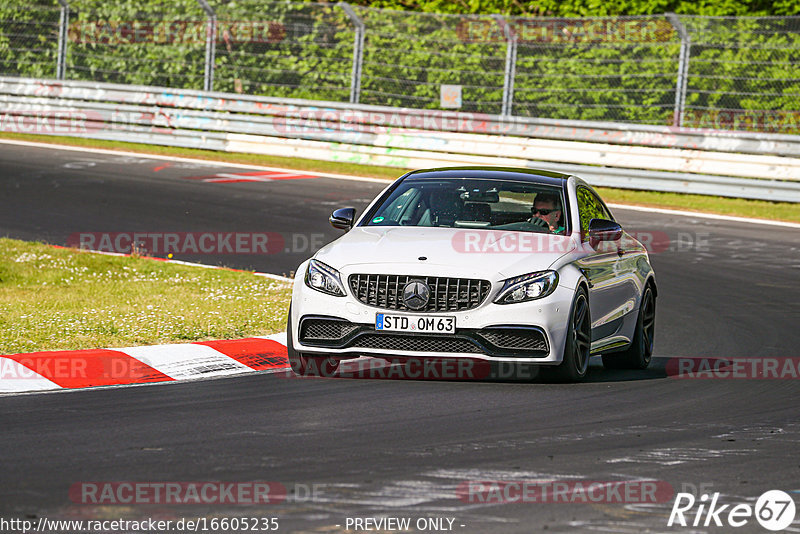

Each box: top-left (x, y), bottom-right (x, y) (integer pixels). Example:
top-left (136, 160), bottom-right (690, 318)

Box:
top-left (0, 238), bottom-right (292, 354)
top-left (1, 132), bottom-right (798, 223)
top-left (598, 187), bottom-right (800, 222)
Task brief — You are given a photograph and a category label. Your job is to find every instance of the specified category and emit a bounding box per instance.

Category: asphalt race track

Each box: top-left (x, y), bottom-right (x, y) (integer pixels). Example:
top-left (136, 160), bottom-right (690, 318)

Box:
top-left (1, 142), bottom-right (799, 533)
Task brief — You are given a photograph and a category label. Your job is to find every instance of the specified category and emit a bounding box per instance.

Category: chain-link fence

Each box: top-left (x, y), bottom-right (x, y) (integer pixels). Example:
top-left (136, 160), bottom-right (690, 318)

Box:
top-left (353, 9), bottom-right (507, 114)
top-left (2, 1), bottom-right (799, 133)
top-left (680, 16), bottom-right (800, 132)
top-left (213, 1), bottom-right (355, 101)
top-left (0, 1), bottom-right (62, 80)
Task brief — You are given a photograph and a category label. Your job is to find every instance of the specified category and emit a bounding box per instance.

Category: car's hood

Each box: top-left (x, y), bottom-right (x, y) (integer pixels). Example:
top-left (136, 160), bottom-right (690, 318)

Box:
top-left (314, 227), bottom-right (576, 278)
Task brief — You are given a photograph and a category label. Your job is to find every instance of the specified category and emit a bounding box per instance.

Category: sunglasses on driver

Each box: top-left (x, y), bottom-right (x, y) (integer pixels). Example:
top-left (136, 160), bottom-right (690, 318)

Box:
top-left (531, 207), bottom-right (559, 216)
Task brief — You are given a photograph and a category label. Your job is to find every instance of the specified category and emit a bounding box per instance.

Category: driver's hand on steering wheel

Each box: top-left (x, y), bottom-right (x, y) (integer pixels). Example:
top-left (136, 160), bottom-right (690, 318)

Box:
top-left (528, 216), bottom-right (550, 230)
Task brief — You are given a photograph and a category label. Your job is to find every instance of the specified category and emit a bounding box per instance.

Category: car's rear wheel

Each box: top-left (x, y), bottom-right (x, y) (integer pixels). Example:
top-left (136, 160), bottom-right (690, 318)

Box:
top-left (541, 287), bottom-right (591, 383)
top-left (602, 285), bottom-right (655, 370)
top-left (286, 308), bottom-right (340, 377)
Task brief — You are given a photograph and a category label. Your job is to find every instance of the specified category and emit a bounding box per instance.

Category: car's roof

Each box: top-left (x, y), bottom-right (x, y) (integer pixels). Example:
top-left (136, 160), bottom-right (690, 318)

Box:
top-left (402, 166), bottom-right (570, 186)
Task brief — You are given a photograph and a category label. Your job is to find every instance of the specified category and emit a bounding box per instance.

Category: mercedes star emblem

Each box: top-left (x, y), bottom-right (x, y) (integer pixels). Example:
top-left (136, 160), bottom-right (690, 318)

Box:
top-left (403, 279), bottom-right (430, 310)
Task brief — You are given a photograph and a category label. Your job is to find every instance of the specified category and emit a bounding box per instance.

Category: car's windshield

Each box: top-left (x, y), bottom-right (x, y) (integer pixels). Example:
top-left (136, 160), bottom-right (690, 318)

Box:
top-left (363, 178), bottom-right (568, 235)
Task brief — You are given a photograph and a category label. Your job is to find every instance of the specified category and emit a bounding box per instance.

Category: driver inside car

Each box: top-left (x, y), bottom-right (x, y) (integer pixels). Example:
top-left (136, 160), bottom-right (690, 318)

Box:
top-left (529, 192), bottom-right (565, 234)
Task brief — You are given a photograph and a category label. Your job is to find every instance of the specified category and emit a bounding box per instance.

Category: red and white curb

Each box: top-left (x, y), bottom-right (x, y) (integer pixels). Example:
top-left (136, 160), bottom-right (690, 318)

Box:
top-left (0, 333), bottom-right (289, 394)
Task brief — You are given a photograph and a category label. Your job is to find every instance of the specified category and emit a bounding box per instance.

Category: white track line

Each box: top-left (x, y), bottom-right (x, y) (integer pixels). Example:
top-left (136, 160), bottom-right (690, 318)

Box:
top-left (202, 175), bottom-right (274, 183)
top-left (607, 203), bottom-right (800, 229)
top-left (168, 259), bottom-right (293, 282)
top-left (1, 138), bottom-right (797, 227)
top-left (0, 138), bottom-right (388, 183)
top-left (57, 246), bottom-right (293, 282)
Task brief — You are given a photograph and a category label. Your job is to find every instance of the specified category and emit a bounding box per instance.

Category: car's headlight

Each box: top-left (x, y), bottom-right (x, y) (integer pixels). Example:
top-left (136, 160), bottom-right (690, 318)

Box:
top-left (494, 270), bottom-right (558, 304)
top-left (305, 259), bottom-right (346, 297)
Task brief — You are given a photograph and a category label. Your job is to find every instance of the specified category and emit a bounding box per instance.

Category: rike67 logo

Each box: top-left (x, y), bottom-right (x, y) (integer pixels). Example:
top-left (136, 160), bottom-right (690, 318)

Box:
top-left (668, 490), bottom-right (796, 531)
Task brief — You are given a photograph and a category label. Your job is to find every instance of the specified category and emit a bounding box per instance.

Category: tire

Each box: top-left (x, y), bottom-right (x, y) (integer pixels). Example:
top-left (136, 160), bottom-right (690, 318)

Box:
top-left (541, 287), bottom-right (591, 383)
top-left (286, 309), bottom-right (340, 377)
top-left (286, 307), bottom-right (306, 375)
top-left (602, 285), bottom-right (655, 370)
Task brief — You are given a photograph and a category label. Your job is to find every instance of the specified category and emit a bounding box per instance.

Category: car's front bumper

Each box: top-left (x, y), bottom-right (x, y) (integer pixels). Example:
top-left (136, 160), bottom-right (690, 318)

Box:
top-left (298, 315), bottom-right (549, 357)
top-left (290, 264), bottom-right (575, 365)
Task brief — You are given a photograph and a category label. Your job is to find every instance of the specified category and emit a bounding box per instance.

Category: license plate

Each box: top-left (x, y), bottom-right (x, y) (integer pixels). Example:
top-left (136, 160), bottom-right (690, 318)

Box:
top-left (376, 313), bottom-right (456, 334)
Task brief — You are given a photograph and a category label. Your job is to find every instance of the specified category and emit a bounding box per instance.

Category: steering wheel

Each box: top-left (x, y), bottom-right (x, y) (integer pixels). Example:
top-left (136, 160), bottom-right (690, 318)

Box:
top-left (528, 217), bottom-right (550, 230)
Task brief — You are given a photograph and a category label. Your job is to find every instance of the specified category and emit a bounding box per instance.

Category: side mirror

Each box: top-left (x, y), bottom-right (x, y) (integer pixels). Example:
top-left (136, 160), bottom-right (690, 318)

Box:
top-left (587, 218), bottom-right (622, 246)
top-left (330, 207), bottom-right (356, 231)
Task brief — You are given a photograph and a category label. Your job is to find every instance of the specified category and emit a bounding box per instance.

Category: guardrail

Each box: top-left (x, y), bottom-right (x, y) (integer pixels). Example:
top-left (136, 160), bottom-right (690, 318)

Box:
top-left (2, 77), bottom-right (800, 203)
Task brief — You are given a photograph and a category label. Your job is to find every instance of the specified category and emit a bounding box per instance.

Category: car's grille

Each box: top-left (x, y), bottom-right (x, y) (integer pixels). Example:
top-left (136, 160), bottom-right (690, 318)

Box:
top-left (348, 274), bottom-right (491, 312)
top-left (479, 329), bottom-right (548, 352)
top-left (300, 318), bottom-right (359, 342)
top-left (351, 334), bottom-right (483, 353)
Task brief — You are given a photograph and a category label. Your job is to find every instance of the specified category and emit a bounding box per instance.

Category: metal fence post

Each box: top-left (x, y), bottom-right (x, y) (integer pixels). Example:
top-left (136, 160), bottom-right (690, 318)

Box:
top-left (494, 15), bottom-right (517, 117)
top-left (666, 13), bottom-right (690, 128)
top-left (340, 2), bottom-right (365, 104)
top-left (56, 0), bottom-right (69, 80)
top-left (197, 0), bottom-right (216, 92)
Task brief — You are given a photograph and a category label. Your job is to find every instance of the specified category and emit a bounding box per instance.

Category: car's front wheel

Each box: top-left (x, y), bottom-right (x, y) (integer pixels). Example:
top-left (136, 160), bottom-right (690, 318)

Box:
top-left (541, 287), bottom-right (591, 382)
top-left (602, 285), bottom-right (655, 370)
top-left (286, 308), bottom-right (340, 377)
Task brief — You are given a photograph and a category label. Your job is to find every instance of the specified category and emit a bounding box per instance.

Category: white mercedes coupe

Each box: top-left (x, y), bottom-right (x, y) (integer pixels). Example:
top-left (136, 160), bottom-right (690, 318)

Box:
top-left (287, 167), bottom-right (656, 381)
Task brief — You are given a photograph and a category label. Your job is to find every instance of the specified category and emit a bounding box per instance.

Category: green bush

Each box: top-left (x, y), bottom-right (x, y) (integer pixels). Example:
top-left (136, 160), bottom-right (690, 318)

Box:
top-left (1, 1), bottom-right (798, 132)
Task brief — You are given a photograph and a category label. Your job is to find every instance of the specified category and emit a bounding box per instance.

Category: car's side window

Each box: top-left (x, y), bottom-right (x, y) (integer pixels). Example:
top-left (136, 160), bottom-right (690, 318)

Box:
top-left (592, 191), bottom-right (615, 222)
top-left (577, 187), bottom-right (605, 238)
